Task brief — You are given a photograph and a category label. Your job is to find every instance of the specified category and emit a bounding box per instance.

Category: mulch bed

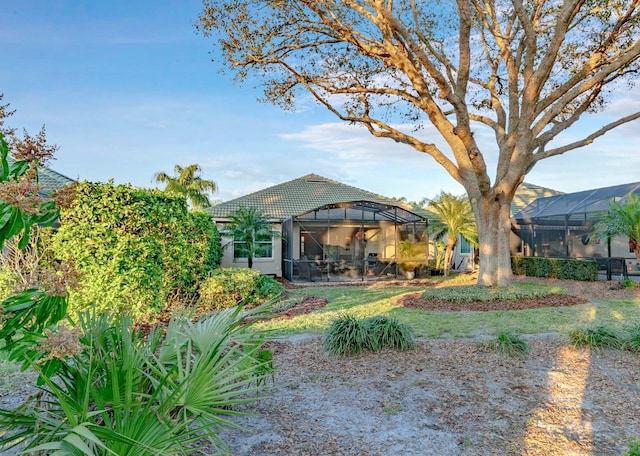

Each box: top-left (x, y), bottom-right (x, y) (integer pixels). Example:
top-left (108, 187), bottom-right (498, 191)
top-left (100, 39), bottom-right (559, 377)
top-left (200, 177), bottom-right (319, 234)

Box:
top-left (395, 293), bottom-right (589, 312)
top-left (277, 292), bottom-right (589, 316)
top-left (276, 296), bottom-right (329, 319)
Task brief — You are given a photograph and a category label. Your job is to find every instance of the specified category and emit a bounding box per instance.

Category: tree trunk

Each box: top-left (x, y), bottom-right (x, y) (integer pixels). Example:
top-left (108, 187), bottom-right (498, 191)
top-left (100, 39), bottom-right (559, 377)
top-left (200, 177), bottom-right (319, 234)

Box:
top-left (472, 194), bottom-right (514, 287)
top-left (630, 238), bottom-right (640, 262)
top-left (248, 256), bottom-right (254, 269)
top-left (443, 234), bottom-right (457, 277)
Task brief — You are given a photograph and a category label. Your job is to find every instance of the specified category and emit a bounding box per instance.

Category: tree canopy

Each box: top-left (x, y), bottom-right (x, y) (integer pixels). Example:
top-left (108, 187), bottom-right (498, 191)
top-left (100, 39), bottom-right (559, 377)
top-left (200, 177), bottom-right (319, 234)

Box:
top-left (425, 192), bottom-right (478, 275)
top-left (155, 164), bottom-right (217, 211)
top-left (198, 1), bottom-right (640, 286)
top-left (593, 192), bottom-right (640, 261)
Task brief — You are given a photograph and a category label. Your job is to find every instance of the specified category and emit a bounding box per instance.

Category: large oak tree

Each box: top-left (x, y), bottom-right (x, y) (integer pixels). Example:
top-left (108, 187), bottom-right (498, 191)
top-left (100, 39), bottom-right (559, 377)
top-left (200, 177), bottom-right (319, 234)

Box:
top-left (197, 0), bottom-right (640, 286)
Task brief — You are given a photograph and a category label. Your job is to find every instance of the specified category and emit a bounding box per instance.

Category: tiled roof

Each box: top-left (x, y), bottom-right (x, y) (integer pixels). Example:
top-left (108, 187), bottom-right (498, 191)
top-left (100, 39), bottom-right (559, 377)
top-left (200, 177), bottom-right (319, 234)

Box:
top-left (7, 157), bottom-right (75, 194)
top-left (208, 174), bottom-right (419, 220)
top-left (512, 182), bottom-right (562, 216)
top-left (37, 164), bottom-right (75, 194)
top-left (209, 174), bottom-right (559, 221)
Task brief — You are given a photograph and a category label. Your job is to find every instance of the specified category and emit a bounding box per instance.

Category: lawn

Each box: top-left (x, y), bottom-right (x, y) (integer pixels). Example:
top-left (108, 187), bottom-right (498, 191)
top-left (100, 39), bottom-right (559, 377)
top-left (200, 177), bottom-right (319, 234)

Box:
top-left (259, 281), bottom-right (640, 338)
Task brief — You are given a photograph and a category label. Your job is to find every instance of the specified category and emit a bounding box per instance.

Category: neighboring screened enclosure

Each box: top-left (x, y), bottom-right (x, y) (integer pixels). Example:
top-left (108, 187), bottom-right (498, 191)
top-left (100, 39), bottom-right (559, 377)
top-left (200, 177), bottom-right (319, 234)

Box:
top-left (512, 182), bottom-right (640, 260)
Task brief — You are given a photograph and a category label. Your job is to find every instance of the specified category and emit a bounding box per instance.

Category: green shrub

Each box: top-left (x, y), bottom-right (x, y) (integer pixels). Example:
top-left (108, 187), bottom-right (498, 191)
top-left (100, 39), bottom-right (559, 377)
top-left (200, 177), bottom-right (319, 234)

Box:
top-left (324, 314), bottom-right (370, 357)
top-left (254, 274), bottom-right (285, 300)
top-left (51, 182), bottom-right (221, 320)
top-left (623, 278), bottom-right (637, 288)
top-left (364, 316), bottom-right (415, 351)
top-left (569, 325), bottom-right (627, 349)
top-left (422, 284), bottom-right (550, 303)
top-left (198, 268), bottom-right (283, 311)
top-left (484, 331), bottom-right (529, 357)
top-left (511, 256), bottom-right (597, 281)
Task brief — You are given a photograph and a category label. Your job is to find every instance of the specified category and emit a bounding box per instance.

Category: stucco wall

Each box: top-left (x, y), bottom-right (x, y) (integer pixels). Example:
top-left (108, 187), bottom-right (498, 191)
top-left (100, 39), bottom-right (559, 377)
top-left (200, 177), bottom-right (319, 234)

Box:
top-left (219, 223), bottom-right (283, 276)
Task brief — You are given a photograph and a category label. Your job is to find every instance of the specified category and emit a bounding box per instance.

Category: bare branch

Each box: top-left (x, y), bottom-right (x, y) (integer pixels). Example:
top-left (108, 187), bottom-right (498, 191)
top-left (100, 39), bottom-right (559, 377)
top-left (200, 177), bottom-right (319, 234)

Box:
top-left (536, 111), bottom-right (640, 159)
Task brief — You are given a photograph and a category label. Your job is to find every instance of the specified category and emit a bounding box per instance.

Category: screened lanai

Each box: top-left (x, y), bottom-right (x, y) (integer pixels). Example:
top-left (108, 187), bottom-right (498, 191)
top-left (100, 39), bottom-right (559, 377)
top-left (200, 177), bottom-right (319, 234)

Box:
top-left (512, 182), bottom-right (640, 259)
top-left (282, 201), bottom-right (428, 281)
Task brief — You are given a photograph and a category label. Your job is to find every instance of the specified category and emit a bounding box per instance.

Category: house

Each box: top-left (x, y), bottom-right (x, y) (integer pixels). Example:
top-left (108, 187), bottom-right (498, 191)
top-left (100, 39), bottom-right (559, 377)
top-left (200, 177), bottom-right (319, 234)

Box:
top-left (208, 174), bottom-right (429, 280)
top-left (6, 156), bottom-right (75, 195)
top-left (511, 181), bottom-right (640, 273)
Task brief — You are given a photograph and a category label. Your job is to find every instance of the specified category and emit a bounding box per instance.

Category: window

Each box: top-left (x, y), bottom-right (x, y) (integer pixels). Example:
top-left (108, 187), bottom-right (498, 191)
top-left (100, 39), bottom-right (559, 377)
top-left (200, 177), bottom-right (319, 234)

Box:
top-left (459, 236), bottom-right (471, 255)
top-left (233, 234), bottom-right (273, 259)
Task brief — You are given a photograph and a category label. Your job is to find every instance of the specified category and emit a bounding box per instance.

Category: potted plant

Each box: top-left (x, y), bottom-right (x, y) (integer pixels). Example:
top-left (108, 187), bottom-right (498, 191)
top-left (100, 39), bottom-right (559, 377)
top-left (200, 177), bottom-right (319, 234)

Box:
top-left (397, 239), bottom-right (427, 279)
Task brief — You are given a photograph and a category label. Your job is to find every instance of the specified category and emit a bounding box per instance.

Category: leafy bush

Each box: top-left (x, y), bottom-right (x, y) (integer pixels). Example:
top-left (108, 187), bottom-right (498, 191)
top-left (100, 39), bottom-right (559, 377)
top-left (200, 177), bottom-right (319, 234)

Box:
top-left (483, 331), bottom-right (529, 357)
top-left (254, 274), bottom-right (285, 300)
top-left (623, 278), bottom-right (637, 288)
top-left (324, 315), bottom-right (415, 356)
top-left (421, 284), bottom-right (550, 303)
top-left (198, 268), bottom-right (284, 311)
top-left (569, 325), bottom-right (627, 349)
top-left (364, 316), bottom-right (415, 351)
top-left (511, 256), bottom-right (597, 281)
top-left (324, 314), bottom-right (370, 357)
top-left (0, 305), bottom-right (272, 455)
top-left (51, 182), bottom-right (221, 320)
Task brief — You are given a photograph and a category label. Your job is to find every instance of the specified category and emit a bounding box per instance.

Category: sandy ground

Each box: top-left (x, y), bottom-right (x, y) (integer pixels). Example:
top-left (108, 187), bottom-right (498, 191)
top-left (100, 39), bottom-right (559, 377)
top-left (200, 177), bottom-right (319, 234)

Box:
top-left (218, 334), bottom-right (640, 456)
top-left (216, 278), bottom-right (640, 456)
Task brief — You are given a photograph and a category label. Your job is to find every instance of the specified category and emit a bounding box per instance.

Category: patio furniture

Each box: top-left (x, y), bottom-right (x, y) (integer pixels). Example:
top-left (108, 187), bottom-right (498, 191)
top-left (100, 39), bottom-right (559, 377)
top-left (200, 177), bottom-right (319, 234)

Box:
top-left (296, 259), bottom-right (323, 282)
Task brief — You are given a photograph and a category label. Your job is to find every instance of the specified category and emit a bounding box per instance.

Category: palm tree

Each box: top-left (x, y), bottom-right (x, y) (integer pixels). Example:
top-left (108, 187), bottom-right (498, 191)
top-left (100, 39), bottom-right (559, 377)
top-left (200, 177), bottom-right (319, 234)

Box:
top-left (593, 193), bottom-right (640, 261)
top-left (424, 192), bottom-right (477, 275)
top-left (224, 206), bottom-right (282, 269)
top-left (154, 164), bottom-right (217, 210)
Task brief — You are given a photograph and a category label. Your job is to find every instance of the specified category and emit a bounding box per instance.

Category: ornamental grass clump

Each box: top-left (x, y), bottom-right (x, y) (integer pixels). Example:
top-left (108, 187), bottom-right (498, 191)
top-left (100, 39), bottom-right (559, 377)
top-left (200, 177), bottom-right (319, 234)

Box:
top-left (364, 316), bottom-right (415, 352)
top-left (324, 314), bottom-right (369, 357)
top-left (625, 438), bottom-right (640, 456)
top-left (627, 325), bottom-right (640, 352)
top-left (569, 325), bottom-right (627, 349)
top-left (324, 315), bottom-right (414, 357)
top-left (484, 331), bottom-right (529, 357)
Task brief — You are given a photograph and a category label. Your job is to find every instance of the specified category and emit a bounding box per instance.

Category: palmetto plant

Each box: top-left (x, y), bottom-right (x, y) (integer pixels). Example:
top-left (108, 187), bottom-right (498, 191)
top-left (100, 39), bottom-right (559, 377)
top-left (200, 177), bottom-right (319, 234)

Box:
top-left (0, 305), bottom-right (273, 455)
top-left (154, 163), bottom-right (217, 211)
top-left (592, 192), bottom-right (640, 261)
top-left (424, 192), bottom-right (478, 276)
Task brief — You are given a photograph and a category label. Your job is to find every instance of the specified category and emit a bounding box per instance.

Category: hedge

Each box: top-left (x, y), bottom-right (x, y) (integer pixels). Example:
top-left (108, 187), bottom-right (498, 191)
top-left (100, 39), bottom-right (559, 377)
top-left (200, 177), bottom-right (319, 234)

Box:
top-left (52, 181), bottom-right (222, 319)
top-left (511, 256), bottom-right (597, 281)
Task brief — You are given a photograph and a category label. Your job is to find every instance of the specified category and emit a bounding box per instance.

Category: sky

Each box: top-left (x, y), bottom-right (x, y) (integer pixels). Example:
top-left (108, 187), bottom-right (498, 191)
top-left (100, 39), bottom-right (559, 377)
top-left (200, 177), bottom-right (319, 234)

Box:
top-left (2, 0), bottom-right (639, 204)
